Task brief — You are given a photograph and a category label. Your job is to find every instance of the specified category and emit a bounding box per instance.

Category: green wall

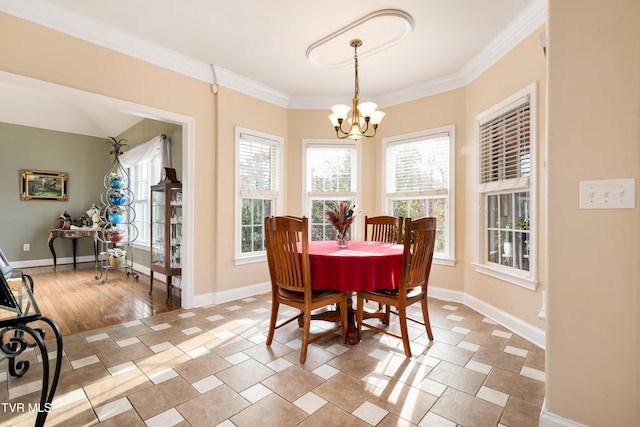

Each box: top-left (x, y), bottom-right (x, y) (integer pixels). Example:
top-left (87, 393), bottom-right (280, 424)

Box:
top-left (0, 122), bottom-right (108, 263)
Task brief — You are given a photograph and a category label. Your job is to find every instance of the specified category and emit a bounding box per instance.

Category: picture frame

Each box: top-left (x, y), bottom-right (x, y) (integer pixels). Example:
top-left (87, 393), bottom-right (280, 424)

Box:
top-left (20, 170), bottom-right (68, 201)
top-left (0, 248), bottom-right (11, 279)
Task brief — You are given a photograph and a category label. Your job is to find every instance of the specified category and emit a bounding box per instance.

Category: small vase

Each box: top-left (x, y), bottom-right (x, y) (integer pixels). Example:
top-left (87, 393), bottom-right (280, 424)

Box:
top-left (336, 233), bottom-right (349, 248)
top-left (110, 179), bottom-right (125, 189)
top-left (108, 232), bottom-right (124, 242)
top-left (109, 212), bottom-right (125, 224)
top-left (109, 194), bottom-right (127, 205)
top-left (109, 255), bottom-right (125, 268)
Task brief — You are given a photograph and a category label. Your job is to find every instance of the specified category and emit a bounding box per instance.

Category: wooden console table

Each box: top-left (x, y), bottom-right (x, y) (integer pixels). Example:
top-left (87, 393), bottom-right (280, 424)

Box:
top-left (48, 228), bottom-right (98, 269)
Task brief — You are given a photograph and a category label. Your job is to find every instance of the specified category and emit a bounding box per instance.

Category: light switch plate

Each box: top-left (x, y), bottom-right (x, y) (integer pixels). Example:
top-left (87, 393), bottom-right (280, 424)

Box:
top-left (579, 178), bottom-right (635, 209)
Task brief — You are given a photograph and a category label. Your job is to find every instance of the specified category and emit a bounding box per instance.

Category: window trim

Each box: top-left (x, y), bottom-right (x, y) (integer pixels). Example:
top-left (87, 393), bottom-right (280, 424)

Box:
top-left (474, 82), bottom-right (538, 290)
top-left (381, 125), bottom-right (456, 266)
top-left (234, 127), bottom-right (283, 265)
top-left (301, 139), bottom-right (361, 240)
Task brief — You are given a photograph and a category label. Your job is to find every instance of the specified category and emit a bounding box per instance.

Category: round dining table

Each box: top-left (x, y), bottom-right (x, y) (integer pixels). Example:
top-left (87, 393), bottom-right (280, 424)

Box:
top-left (303, 240), bottom-right (405, 344)
top-left (307, 240), bottom-right (404, 292)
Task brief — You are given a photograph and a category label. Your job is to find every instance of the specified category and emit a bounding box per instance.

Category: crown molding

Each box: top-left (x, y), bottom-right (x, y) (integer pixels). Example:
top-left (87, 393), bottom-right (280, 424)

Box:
top-left (213, 67), bottom-right (290, 108)
top-left (461, 0), bottom-right (547, 84)
top-left (0, 0), bottom-right (546, 110)
top-left (0, 0), bottom-right (213, 83)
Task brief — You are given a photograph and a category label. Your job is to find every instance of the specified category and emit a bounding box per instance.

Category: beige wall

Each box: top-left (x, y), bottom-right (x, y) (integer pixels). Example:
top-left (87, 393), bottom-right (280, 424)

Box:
top-left (546, 0), bottom-right (639, 425)
top-left (380, 89), bottom-right (467, 292)
top-left (465, 28), bottom-right (547, 329)
top-left (215, 87), bottom-right (288, 292)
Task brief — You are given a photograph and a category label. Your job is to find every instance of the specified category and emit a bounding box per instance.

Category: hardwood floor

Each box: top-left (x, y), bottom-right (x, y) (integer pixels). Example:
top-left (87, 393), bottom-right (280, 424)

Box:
top-left (20, 262), bottom-right (181, 336)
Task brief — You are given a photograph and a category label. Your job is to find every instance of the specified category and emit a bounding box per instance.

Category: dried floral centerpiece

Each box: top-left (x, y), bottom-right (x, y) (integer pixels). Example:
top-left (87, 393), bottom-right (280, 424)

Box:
top-left (324, 202), bottom-right (360, 247)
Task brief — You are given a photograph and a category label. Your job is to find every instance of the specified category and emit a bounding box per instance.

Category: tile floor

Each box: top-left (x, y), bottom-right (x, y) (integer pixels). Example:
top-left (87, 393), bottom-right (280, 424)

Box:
top-left (1, 293), bottom-right (545, 426)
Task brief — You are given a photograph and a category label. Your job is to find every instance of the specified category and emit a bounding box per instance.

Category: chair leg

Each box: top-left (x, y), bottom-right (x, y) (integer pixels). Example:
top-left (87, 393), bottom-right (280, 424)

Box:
top-left (266, 300), bottom-right (279, 346)
top-left (356, 295), bottom-right (364, 342)
top-left (299, 311), bottom-right (312, 364)
top-left (384, 304), bottom-right (391, 325)
top-left (398, 306), bottom-right (412, 358)
top-left (421, 295), bottom-right (434, 341)
top-left (338, 300), bottom-right (348, 344)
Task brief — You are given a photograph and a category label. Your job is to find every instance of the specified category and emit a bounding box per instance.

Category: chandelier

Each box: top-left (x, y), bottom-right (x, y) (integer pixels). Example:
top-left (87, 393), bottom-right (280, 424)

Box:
top-left (328, 39), bottom-right (385, 140)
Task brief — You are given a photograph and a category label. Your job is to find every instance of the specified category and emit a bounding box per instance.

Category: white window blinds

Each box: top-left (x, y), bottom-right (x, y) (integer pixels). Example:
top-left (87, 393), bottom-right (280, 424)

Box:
top-left (239, 133), bottom-right (278, 193)
top-left (479, 96), bottom-right (530, 184)
top-left (386, 133), bottom-right (450, 193)
top-left (307, 146), bottom-right (355, 193)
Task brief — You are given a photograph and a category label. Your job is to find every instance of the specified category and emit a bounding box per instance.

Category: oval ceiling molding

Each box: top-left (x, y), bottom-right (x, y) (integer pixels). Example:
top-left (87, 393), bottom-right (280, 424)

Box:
top-left (306, 9), bottom-right (414, 68)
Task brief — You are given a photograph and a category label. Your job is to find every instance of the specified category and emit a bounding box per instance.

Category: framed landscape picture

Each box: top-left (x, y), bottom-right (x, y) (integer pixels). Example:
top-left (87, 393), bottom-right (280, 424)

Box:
top-left (20, 170), bottom-right (68, 201)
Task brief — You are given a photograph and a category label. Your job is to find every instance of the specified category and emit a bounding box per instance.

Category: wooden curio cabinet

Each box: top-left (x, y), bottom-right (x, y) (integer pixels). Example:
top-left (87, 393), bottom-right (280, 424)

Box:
top-left (150, 168), bottom-right (182, 301)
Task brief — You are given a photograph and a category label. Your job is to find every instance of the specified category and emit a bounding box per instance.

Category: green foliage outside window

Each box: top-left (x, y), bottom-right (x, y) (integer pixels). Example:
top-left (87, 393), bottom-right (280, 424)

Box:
top-left (391, 198), bottom-right (446, 253)
top-left (241, 198), bottom-right (271, 253)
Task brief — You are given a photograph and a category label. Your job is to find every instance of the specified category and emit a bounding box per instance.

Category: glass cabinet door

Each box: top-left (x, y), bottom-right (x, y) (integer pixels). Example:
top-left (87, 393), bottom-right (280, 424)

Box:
top-left (151, 189), bottom-right (166, 266)
top-left (169, 187), bottom-right (182, 268)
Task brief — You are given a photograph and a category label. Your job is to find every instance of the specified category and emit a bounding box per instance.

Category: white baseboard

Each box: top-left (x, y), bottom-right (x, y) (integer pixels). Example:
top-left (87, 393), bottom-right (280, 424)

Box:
top-left (539, 409), bottom-right (587, 427)
top-left (11, 255), bottom-right (96, 269)
top-left (192, 281), bottom-right (271, 307)
top-left (428, 286), bottom-right (546, 350)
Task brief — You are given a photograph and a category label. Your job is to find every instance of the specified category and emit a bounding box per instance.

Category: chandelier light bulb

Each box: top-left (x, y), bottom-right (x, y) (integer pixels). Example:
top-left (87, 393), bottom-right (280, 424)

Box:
top-left (370, 110), bottom-right (386, 125)
top-left (330, 104), bottom-right (351, 120)
top-left (357, 102), bottom-right (378, 118)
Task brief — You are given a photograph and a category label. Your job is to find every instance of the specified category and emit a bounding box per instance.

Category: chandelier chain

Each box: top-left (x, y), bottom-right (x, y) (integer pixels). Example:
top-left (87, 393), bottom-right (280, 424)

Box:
top-left (353, 43), bottom-right (359, 99)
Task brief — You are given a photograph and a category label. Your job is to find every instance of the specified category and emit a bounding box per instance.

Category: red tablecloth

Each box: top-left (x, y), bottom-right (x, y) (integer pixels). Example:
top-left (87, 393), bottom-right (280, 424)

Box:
top-left (305, 240), bottom-right (404, 292)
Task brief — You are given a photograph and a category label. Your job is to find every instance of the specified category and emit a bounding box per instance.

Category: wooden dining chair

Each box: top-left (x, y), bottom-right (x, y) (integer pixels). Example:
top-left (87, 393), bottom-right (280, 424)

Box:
top-left (264, 215), bottom-right (349, 363)
top-left (356, 217), bottom-right (437, 357)
top-left (364, 215), bottom-right (404, 318)
top-left (364, 215), bottom-right (404, 244)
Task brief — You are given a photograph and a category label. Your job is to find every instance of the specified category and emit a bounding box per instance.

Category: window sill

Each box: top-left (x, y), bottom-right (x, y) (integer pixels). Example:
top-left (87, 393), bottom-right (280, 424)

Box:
top-left (132, 241), bottom-right (150, 252)
top-left (473, 263), bottom-right (538, 291)
top-left (433, 257), bottom-right (456, 267)
top-left (234, 254), bottom-right (267, 265)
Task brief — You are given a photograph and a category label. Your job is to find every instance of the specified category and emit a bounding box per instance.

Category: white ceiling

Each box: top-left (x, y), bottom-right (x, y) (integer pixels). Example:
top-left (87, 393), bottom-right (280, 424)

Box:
top-left (0, 0), bottom-right (546, 137)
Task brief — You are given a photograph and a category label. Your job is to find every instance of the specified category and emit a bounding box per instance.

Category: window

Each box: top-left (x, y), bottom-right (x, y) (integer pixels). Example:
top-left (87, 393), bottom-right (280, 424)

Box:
top-left (303, 141), bottom-right (359, 241)
top-left (475, 83), bottom-right (537, 290)
top-left (235, 127), bottom-right (282, 263)
top-left (383, 126), bottom-right (455, 264)
top-left (129, 154), bottom-right (162, 247)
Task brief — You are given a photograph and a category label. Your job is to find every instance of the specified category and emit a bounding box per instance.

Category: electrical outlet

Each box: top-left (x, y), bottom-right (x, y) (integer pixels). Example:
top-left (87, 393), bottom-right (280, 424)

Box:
top-left (579, 178), bottom-right (635, 209)
top-left (23, 243), bottom-right (30, 251)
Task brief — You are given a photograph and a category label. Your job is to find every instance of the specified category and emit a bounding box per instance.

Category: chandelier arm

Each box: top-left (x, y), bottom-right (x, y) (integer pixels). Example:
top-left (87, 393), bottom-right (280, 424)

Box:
top-left (360, 120), bottom-right (370, 135)
top-left (335, 127), bottom-right (349, 139)
top-left (336, 120), bottom-right (350, 137)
